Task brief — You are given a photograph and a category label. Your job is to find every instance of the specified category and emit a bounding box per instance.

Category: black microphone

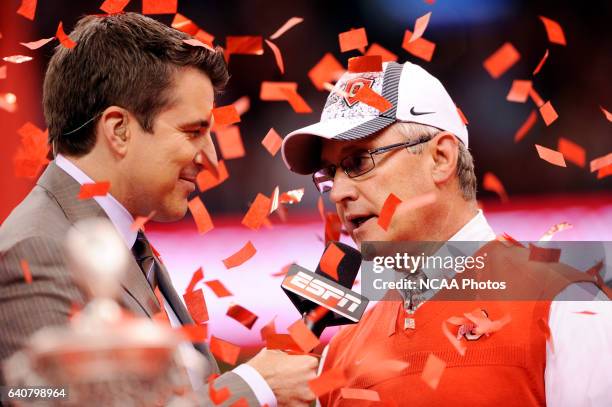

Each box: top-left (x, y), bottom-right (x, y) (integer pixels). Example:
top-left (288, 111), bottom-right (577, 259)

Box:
top-left (281, 241), bottom-right (368, 337)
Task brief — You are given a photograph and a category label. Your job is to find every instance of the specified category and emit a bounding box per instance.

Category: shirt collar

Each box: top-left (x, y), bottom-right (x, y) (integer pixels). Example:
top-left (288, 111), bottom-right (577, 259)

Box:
top-left (448, 209), bottom-right (496, 242)
top-left (55, 154), bottom-right (138, 249)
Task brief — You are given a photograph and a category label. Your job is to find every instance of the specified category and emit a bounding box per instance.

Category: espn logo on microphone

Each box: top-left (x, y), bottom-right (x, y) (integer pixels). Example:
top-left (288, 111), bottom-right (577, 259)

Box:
top-left (281, 265), bottom-right (368, 322)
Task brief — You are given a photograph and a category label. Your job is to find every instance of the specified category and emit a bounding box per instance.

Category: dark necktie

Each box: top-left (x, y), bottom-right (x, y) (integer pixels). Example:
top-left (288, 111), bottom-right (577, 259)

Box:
top-left (131, 230), bottom-right (158, 290)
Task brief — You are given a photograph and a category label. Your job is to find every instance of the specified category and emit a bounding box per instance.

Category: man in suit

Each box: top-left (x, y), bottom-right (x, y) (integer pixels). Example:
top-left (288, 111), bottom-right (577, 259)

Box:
top-left (0, 12), bottom-right (316, 406)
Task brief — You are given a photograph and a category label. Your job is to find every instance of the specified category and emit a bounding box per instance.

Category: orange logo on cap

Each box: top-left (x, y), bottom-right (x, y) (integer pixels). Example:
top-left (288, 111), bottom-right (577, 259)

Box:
top-left (344, 78), bottom-right (374, 107)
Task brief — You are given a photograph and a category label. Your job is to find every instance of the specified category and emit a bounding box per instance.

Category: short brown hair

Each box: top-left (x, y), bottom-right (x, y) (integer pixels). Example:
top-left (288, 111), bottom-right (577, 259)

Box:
top-left (44, 12), bottom-right (229, 157)
top-left (394, 122), bottom-right (477, 201)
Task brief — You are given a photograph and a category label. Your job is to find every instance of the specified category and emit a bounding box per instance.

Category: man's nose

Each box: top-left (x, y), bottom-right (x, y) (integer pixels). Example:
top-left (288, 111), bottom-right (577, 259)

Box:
top-left (195, 134), bottom-right (218, 171)
top-left (329, 170), bottom-right (358, 204)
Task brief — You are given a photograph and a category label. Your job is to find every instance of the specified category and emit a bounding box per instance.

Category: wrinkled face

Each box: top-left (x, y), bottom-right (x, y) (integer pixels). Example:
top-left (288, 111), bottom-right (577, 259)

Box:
top-left (320, 125), bottom-right (438, 245)
top-left (124, 67), bottom-right (216, 221)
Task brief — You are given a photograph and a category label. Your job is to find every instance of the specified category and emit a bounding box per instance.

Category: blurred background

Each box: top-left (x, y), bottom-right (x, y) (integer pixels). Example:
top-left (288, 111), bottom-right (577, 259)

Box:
top-left (1, 0), bottom-right (611, 352)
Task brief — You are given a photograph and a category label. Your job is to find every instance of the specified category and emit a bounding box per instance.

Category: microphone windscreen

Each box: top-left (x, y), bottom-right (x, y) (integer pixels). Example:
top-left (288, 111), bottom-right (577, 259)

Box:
top-left (315, 241), bottom-right (362, 289)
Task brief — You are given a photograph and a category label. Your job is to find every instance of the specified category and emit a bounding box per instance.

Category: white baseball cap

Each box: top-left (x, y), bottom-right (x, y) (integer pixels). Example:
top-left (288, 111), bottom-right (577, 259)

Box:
top-left (281, 61), bottom-right (468, 174)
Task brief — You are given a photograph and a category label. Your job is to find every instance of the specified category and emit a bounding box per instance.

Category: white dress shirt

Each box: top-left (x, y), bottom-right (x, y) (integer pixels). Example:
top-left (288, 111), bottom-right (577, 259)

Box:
top-left (55, 154), bottom-right (276, 407)
top-left (318, 209), bottom-right (611, 406)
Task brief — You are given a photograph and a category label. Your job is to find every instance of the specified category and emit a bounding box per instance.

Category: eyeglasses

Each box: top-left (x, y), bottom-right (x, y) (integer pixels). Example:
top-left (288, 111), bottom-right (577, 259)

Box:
top-left (312, 135), bottom-right (433, 194)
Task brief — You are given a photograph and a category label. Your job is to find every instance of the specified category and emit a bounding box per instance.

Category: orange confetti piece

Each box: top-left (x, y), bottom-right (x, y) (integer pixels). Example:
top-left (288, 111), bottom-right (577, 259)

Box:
top-left (354, 85), bottom-right (392, 112)
top-left (402, 30), bottom-right (436, 62)
top-left (78, 181), bottom-right (110, 199)
top-left (208, 376), bottom-right (231, 405)
top-left (309, 367), bottom-right (347, 397)
top-left (183, 288), bottom-right (209, 324)
top-left (17, 0), bottom-right (37, 20)
top-left (100, 0), bottom-right (130, 14)
top-left (171, 13), bottom-right (199, 36)
top-left (271, 263), bottom-right (293, 277)
top-left (195, 29), bottom-right (215, 47)
top-left (142, 0), bottom-right (177, 14)
top-left (441, 319), bottom-right (467, 356)
top-left (483, 172), bottom-right (508, 202)
top-left (365, 43), bottom-right (398, 62)
top-left (529, 88), bottom-right (544, 108)
top-left (281, 88), bottom-right (313, 113)
top-left (13, 123), bottom-right (49, 178)
top-left (215, 125), bottom-right (245, 160)
top-left (340, 388), bottom-right (380, 401)
top-left (514, 110), bottom-right (537, 142)
top-left (539, 16), bottom-right (566, 46)
top-left (196, 160), bottom-right (229, 192)
top-left (600, 106), bottom-right (612, 122)
top-left (222, 241), bottom-right (256, 269)
top-left (152, 287), bottom-right (170, 325)
top-left (3, 55), bottom-right (33, 64)
top-left (270, 17), bottom-right (304, 40)
top-left (242, 193), bottom-right (272, 230)
top-left (598, 164), bottom-right (612, 179)
top-left (265, 333), bottom-right (301, 352)
top-left (226, 36), bottom-right (263, 56)
top-left (456, 106), bottom-right (469, 125)
top-left (325, 212), bottom-right (342, 244)
top-left (539, 101), bottom-right (558, 126)
top-left (179, 324), bottom-right (208, 342)
top-left (20, 259), bottom-right (33, 284)
top-left (183, 38), bottom-right (215, 52)
top-left (288, 319), bottom-right (320, 352)
top-left (378, 193), bottom-right (402, 231)
top-left (308, 53), bottom-right (345, 91)
top-left (261, 128), bottom-right (283, 156)
top-left (260, 317), bottom-right (277, 340)
top-left (0, 66), bottom-right (6, 80)
top-left (205, 280), bottom-right (233, 297)
top-left (535, 144), bottom-right (566, 167)
top-left (409, 12), bottom-right (432, 43)
top-left (210, 336), bottom-right (241, 365)
top-left (130, 210), bottom-right (155, 232)
top-left (264, 39), bottom-right (285, 74)
top-left (483, 42), bottom-right (520, 79)
top-left (185, 267), bottom-right (204, 294)
top-left (557, 137), bottom-right (585, 167)
top-left (539, 222), bottom-right (572, 242)
top-left (533, 49), bottom-right (549, 75)
top-left (20, 37), bottom-right (54, 50)
top-left (338, 27), bottom-right (368, 52)
top-left (320, 242), bottom-right (345, 281)
top-left (212, 105), bottom-right (240, 126)
top-left (590, 152), bottom-right (612, 173)
top-left (56, 22), bottom-right (76, 49)
top-left (348, 55), bottom-right (382, 73)
top-left (226, 304), bottom-right (258, 329)
top-left (232, 96), bottom-right (250, 116)
top-left (187, 196), bottom-right (214, 234)
top-left (279, 188), bottom-right (304, 204)
top-left (506, 80), bottom-right (532, 103)
top-left (421, 354), bottom-right (446, 390)
top-left (260, 81), bottom-right (298, 100)
top-left (229, 398), bottom-right (248, 407)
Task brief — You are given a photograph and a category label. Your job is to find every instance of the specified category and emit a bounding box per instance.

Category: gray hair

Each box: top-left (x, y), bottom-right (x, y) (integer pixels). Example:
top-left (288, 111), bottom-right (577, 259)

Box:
top-left (392, 122), bottom-right (477, 201)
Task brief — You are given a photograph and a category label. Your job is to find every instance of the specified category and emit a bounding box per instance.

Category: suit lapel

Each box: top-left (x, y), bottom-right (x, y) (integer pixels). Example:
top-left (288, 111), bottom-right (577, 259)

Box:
top-left (37, 162), bottom-right (160, 318)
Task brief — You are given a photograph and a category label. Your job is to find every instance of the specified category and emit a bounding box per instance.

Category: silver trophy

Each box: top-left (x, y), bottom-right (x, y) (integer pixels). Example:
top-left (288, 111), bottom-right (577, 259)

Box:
top-left (3, 218), bottom-right (206, 406)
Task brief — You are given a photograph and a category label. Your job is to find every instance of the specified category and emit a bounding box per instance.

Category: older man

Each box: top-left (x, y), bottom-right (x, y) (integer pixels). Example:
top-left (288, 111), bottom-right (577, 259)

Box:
top-left (0, 12), bottom-right (316, 406)
top-left (281, 61), bottom-right (611, 406)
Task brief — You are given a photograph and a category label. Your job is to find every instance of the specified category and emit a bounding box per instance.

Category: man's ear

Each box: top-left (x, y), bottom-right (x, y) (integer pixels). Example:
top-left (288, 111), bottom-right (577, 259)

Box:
top-left (98, 106), bottom-right (131, 156)
top-left (429, 131), bottom-right (459, 185)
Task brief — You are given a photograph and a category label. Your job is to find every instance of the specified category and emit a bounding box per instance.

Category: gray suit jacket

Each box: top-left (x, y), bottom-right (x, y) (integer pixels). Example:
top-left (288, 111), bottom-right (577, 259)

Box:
top-left (0, 162), bottom-right (260, 406)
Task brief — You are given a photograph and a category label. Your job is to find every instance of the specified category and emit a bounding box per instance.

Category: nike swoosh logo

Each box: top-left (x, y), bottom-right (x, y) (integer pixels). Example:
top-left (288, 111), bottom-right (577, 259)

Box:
top-left (410, 107), bottom-right (435, 116)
